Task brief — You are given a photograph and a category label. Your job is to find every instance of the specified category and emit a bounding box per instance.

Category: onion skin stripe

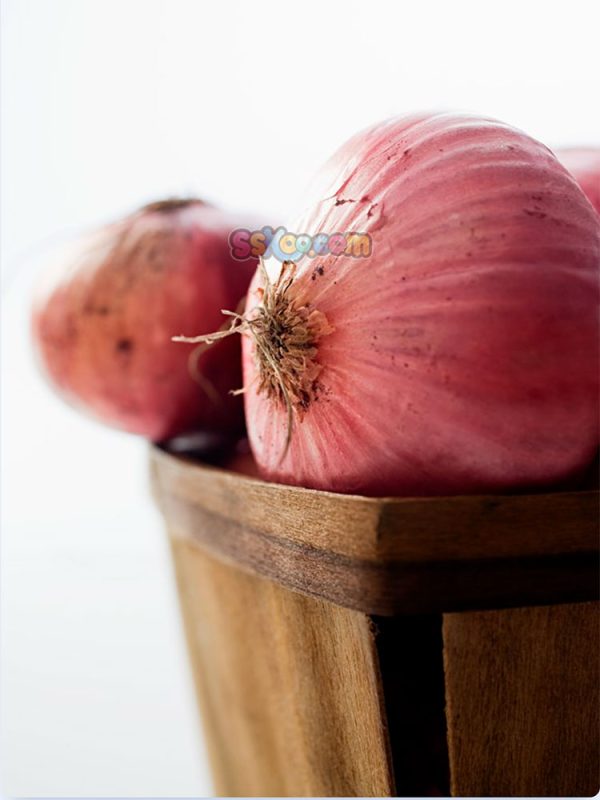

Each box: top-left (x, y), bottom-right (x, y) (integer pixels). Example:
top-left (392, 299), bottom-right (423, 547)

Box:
top-left (245, 113), bottom-right (598, 496)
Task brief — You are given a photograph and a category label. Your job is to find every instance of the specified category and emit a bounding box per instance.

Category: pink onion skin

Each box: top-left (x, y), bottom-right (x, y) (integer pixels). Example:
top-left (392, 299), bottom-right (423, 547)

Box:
top-left (243, 113), bottom-right (600, 497)
top-left (556, 147), bottom-right (600, 215)
top-left (32, 200), bottom-right (257, 441)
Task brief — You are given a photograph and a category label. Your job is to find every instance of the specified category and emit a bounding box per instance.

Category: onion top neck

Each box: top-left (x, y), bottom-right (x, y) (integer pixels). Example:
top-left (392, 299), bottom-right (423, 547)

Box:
top-left (140, 198), bottom-right (205, 214)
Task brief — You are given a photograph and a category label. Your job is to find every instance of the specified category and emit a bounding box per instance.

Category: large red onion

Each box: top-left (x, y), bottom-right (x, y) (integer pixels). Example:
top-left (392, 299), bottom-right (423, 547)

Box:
top-left (32, 199), bottom-right (257, 441)
top-left (556, 147), bottom-right (600, 214)
top-left (238, 113), bottom-right (599, 496)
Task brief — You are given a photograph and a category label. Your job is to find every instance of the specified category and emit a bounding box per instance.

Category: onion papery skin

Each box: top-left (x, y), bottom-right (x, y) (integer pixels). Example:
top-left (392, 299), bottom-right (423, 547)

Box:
top-left (557, 147), bottom-right (600, 215)
top-left (243, 113), bottom-right (600, 497)
top-left (33, 200), bottom-right (257, 441)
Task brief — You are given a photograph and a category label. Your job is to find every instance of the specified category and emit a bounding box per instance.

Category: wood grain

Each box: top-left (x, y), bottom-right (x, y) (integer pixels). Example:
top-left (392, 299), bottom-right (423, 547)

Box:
top-left (169, 535), bottom-right (394, 797)
top-left (443, 602), bottom-right (600, 797)
top-left (151, 446), bottom-right (599, 615)
top-left (153, 449), bottom-right (599, 796)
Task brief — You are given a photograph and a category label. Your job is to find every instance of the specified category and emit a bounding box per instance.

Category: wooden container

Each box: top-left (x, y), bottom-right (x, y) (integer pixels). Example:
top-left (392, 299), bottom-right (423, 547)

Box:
top-left (150, 446), bottom-right (599, 797)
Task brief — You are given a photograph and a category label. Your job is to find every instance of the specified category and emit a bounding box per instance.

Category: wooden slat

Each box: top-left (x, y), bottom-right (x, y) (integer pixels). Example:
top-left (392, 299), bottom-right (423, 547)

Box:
top-left (443, 602), bottom-right (600, 797)
top-left (153, 447), bottom-right (598, 561)
top-left (151, 447), bottom-right (599, 615)
top-left (170, 535), bottom-right (394, 797)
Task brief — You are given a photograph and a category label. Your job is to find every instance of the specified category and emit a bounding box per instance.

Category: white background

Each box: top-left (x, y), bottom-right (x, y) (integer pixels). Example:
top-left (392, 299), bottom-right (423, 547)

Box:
top-left (2, 0), bottom-right (599, 796)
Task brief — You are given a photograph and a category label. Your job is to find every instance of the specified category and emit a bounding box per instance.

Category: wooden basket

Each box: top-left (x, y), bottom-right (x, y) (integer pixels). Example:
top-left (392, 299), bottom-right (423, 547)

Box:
top-left (150, 445), bottom-right (599, 797)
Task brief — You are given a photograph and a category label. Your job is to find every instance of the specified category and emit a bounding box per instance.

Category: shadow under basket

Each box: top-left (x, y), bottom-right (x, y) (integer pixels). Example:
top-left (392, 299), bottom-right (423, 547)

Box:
top-left (150, 445), bottom-right (599, 798)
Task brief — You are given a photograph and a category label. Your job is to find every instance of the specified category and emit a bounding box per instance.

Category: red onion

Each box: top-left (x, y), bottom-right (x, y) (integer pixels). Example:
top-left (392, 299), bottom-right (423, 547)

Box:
top-left (556, 147), bottom-right (600, 215)
top-left (235, 113), bottom-right (599, 496)
top-left (32, 199), bottom-right (257, 441)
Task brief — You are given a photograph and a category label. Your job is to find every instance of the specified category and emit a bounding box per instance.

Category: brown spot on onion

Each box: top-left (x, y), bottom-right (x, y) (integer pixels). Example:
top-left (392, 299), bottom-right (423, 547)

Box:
top-left (115, 338), bottom-right (134, 353)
